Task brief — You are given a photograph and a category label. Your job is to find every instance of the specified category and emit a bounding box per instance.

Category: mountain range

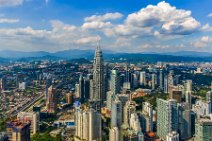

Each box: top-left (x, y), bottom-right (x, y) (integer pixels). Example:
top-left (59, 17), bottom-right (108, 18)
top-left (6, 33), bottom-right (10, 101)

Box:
top-left (0, 49), bottom-right (211, 62)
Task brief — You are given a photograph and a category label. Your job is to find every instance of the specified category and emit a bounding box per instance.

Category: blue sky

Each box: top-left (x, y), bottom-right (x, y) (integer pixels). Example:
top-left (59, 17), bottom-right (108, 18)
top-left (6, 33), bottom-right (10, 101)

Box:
top-left (0, 0), bottom-right (211, 52)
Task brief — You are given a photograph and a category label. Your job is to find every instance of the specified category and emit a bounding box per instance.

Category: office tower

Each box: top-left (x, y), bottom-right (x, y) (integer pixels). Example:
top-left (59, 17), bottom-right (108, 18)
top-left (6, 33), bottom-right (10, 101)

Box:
top-left (106, 91), bottom-right (115, 111)
top-left (164, 75), bottom-right (168, 93)
top-left (206, 90), bottom-right (212, 113)
top-left (185, 91), bottom-right (192, 109)
top-left (159, 69), bottom-right (164, 90)
top-left (195, 117), bottom-right (212, 141)
top-left (110, 70), bottom-right (120, 95)
top-left (66, 92), bottom-right (74, 105)
top-left (179, 103), bottom-right (191, 140)
top-left (17, 112), bottom-right (39, 137)
top-left (89, 79), bottom-right (94, 100)
top-left (123, 65), bottom-right (131, 90)
top-left (151, 73), bottom-right (156, 90)
top-left (117, 94), bottom-right (129, 123)
top-left (111, 98), bottom-right (122, 128)
top-left (132, 73), bottom-right (139, 88)
top-left (124, 100), bottom-right (136, 126)
top-left (6, 120), bottom-right (31, 141)
top-left (75, 108), bottom-right (102, 141)
top-left (78, 75), bottom-right (90, 102)
top-left (140, 102), bottom-right (153, 132)
top-left (92, 44), bottom-right (105, 102)
top-left (184, 80), bottom-right (192, 92)
top-left (168, 70), bottom-right (174, 94)
top-left (46, 85), bottom-right (56, 113)
top-left (157, 99), bottom-right (178, 140)
top-left (130, 113), bottom-right (141, 132)
top-left (166, 131), bottom-right (179, 141)
top-left (79, 75), bottom-right (85, 102)
top-left (109, 127), bottom-right (119, 141)
top-left (0, 76), bottom-right (6, 92)
top-left (75, 84), bottom-right (80, 98)
top-left (84, 77), bottom-right (90, 100)
top-left (169, 90), bottom-right (182, 103)
top-left (139, 71), bottom-right (146, 86)
top-left (45, 76), bottom-right (52, 99)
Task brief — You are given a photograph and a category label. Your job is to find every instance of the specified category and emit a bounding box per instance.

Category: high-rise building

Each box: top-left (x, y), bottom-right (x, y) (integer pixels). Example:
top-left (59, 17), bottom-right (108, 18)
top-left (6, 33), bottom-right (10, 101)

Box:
top-left (195, 117), bottom-right (212, 141)
top-left (166, 131), bottom-right (179, 141)
top-left (92, 44), bottom-right (105, 103)
top-left (157, 99), bottom-right (178, 140)
top-left (169, 90), bottom-right (182, 103)
top-left (110, 70), bottom-right (120, 95)
top-left (6, 120), bottom-right (31, 141)
top-left (78, 75), bottom-right (90, 102)
top-left (17, 112), bottom-right (39, 137)
top-left (66, 92), bottom-right (74, 105)
top-left (46, 85), bottom-right (56, 113)
top-left (111, 97), bottom-right (122, 128)
top-left (75, 108), bottom-right (102, 141)
top-left (206, 90), bottom-right (212, 113)
top-left (140, 102), bottom-right (153, 132)
top-left (139, 71), bottom-right (146, 86)
top-left (75, 84), bottom-right (80, 98)
top-left (184, 80), bottom-right (192, 92)
top-left (0, 76), bottom-right (6, 92)
top-left (124, 100), bottom-right (136, 126)
top-left (159, 69), bottom-right (164, 90)
top-left (179, 103), bottom-right (191, 140)
top-left (109, 127), bottom-right (119, 141)
top-left (151, 73), bottom-right (156, 90)
top-left (106, 91), bottom-right (115, 111)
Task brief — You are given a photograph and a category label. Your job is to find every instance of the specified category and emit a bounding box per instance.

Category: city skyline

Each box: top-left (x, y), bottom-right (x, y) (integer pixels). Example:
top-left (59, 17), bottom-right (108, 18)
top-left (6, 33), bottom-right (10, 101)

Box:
top-left (0, 0), bottom-right (211, 53)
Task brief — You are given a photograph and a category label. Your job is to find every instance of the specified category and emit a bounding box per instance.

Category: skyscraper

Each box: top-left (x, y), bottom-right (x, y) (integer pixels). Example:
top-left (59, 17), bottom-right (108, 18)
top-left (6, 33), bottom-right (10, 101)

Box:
top-left (139, 71), bottom-right (146, 86)
top-left (6, 120), bottom-right (31, 141)
top-left (110, 70), bottom-right (120, 95)
top-left (17, 112), bottom-right (39, 137)
top-left (46, 85), bottom-right (56, 113)
top-left (75, 108), bottom-right (102, 141)
top-left (92, 44), bottom-right (105, 102)
top-left (157, 99), bottom-right (178, 140)
top-left (195, 117), bottom-right (212, 141)
top-left (111, 97), bottom-right (122, 128)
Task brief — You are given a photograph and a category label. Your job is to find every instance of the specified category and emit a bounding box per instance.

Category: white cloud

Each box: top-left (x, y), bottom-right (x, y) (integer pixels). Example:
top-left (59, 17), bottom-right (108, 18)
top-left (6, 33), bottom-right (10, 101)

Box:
top-left (84, 12), bottom-right (123, 22)
top-left (201, 36), bottom-right (212, 42)
top-left (0, 0), bottom-right (23, 7)
top-left (75, 36), bottom-right (101, 45)
top-left (202, 23), bottom-right (212, 31)
top-left (82, 21), bottom-right (112, 29)
top-left (0, 18), bottom-right (19, 23)
top-left (207, 13), bottom-right (212, 17)
top-left (123, 1), bottom-right (200, 35)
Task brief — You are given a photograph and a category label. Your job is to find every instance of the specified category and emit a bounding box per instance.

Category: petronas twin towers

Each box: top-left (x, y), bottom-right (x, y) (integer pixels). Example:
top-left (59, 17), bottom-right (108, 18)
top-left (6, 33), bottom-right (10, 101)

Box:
top-left (91, 44), bottom-right (106, 102)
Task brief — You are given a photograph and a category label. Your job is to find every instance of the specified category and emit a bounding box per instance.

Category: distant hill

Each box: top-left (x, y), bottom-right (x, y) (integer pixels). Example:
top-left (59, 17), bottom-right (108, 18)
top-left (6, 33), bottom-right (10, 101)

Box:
top-left (0, 49), bottom-right (211, 62)
top-left (159, 51), bottom-right (212, 57)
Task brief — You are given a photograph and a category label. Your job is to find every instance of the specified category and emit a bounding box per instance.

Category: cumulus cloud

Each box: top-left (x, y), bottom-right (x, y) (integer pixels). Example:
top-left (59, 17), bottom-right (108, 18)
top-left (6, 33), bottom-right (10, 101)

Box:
top-left (0, 0), bottom-right (23, 7)
top-left (0, 1), bottom-right (209, 52)
top-left (75, 36), bottom-right (101, 45)
top-left (82, 21), bottom-right (112, 29)
top-left (120, 1), bottom-right (200, 36)
top-left (0, 18), bottom-right (19, 23)
top-left (84, 12), bottom-right (123, 22)
top-left (202, 23), bottom-right (212, 31)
